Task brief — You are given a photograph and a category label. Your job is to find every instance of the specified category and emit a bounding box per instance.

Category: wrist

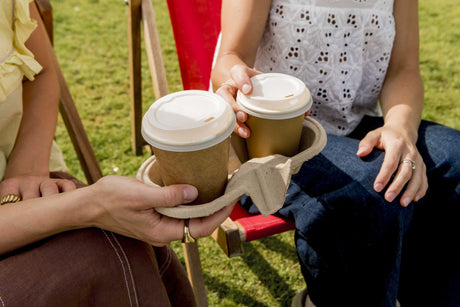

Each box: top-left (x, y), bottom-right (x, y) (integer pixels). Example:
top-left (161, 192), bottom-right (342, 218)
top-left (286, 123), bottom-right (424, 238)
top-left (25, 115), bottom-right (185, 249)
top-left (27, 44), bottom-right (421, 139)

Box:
top-left (71, 186), bottom-right (102, 229)
top-left (75, 182), bottom-right (109, 229)
top-left (383, 121), bottom-right (419, 144)
top-left (50, 186), bottom-right (101, 230)
top-left (5, 158), bottom-right (50, 179)
top-left (383, 110), bottom-right (420, 144)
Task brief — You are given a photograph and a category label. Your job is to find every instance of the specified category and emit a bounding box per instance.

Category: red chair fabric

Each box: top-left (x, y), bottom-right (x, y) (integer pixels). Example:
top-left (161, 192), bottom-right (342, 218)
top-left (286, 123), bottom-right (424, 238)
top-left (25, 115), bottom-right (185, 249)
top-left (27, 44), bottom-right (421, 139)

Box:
top-left (166, 0), bottom-right (222, 90)
top-left (165, 0), bottom-right (295, 243)
top-left (230, 204), bottom-right (295, 242)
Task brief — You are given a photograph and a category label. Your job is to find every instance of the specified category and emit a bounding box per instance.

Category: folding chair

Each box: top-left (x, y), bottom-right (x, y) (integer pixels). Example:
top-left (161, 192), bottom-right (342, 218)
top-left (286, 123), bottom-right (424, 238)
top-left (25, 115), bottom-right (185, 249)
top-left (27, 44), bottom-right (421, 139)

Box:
top-left (34, 0), bottom-right (102, 184)
top-left (126, 0), bottom-right (297, 305)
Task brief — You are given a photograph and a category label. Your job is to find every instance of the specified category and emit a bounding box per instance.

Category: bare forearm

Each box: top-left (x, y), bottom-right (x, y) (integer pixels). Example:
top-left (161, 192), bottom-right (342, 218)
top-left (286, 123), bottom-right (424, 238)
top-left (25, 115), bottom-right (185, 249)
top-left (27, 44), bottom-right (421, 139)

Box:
top-left (5, 2), bottom-right (60, 177)
top-left (380, 67), bottom-right (424, 143)
top-left (6, 73), bottom-right (60, 177)
top-left (0, 187), bottom-right (94, 255)
top-left (0, 176), bottom-right (232, 255)
top-left (379, 0), bottom-right (423, 142)
top-left (211, 0), bottom-right (270, 90)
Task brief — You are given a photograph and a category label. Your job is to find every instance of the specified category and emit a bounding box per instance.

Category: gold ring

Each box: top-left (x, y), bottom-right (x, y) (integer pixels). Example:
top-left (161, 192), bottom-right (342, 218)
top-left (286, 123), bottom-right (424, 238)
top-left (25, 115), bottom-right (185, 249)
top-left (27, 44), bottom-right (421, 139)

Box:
top-left (401, 159), bottom-right (416, 170)
top-left (182, 219), bottom-right (196, 243)
top-left (1, 194), bottom-right (22, 205)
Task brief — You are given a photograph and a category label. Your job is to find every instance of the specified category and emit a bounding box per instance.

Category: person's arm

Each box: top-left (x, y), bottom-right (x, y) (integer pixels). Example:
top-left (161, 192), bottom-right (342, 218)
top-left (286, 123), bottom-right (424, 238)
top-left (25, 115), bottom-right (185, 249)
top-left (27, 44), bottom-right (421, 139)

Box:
top-left (0, 176), bottom-right (234, 255)
top-left (357, 0), bottom-right (428, 206)
top-left (211, 0), bottom-right (271, 138)
top-left (2, 2), bottom-right (76, 199)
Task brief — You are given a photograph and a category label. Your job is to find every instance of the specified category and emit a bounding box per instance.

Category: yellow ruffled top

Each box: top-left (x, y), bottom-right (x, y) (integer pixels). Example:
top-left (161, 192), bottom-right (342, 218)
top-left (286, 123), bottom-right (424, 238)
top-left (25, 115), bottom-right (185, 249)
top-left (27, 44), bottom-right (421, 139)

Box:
top-left (0, 0), bottom-right (42, 102)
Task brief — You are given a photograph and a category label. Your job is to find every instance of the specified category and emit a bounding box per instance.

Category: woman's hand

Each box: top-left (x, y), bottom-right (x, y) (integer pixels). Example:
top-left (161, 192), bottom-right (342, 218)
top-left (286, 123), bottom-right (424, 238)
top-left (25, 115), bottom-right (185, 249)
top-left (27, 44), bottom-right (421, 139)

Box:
top-left (216, 64), bottom-right (311, 139)
top-left (87, 176), bottom-right (235, 246)
top-left (0, 175), bottom-right (76, 201)
top-left (357, 124), bottom-right (428, 207)
top-left (216, 64), bottom-right (261, 139)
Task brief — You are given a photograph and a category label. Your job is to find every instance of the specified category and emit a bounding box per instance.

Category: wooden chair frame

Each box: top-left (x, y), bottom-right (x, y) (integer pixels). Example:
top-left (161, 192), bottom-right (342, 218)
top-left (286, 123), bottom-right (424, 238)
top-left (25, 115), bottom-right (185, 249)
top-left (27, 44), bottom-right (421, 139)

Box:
top-left (35, 0), bottom-right (102, 184)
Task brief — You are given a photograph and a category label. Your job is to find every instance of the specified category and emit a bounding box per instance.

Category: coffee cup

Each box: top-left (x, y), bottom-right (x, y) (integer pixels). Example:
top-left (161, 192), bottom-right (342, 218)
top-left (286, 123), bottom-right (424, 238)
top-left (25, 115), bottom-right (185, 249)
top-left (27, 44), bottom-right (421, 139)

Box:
top-left (142, 90), bottom-right (236, 205)
top-left (236, 73), bottom-right (312, 159)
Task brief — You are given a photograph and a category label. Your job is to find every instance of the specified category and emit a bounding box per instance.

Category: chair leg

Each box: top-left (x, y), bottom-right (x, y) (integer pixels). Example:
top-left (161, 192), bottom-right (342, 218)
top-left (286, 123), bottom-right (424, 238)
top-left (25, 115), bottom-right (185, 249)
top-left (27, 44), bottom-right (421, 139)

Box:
top-left (182, 242), bottom-right (209, 307)
top-left (212, 217), bottom-right (244, 257)
top-left (127, 0), bottom-right (144, 156)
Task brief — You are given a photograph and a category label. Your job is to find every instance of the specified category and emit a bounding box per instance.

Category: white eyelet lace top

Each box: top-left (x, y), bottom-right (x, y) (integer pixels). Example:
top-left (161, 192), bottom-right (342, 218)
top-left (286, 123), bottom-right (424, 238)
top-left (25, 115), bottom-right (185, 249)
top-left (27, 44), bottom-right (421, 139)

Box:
top-left (254, 0), bottom-right (395, 135)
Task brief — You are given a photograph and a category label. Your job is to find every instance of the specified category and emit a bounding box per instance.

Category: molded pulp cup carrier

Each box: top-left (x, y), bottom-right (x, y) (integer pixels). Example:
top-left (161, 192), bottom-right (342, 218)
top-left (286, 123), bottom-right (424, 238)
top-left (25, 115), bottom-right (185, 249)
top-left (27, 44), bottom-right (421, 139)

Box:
top-left (237, 73), bottom-right (312, 158)
top-left (142, 90), bottom-right (236, 205)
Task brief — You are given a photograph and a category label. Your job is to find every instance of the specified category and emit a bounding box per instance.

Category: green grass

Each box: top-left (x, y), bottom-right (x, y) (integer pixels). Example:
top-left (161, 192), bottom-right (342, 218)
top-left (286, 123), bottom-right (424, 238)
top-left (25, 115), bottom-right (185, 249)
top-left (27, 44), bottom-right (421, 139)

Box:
top-left (50, 0), bottom-right (459, 306)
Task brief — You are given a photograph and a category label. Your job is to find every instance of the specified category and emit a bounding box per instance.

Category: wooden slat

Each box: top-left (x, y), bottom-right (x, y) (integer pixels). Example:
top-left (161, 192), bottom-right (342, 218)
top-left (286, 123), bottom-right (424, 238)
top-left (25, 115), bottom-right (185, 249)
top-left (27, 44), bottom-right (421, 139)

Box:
top-left (141, 0), bottom-right (169, 98)
top-left (127, 0), bottom-right (144, 155)
top-left (55, 69), bottom-right (103, 183)
top-left (34, 0), bottom-right (53, 44)
top-left (182, 242), bottom-right (209, 307)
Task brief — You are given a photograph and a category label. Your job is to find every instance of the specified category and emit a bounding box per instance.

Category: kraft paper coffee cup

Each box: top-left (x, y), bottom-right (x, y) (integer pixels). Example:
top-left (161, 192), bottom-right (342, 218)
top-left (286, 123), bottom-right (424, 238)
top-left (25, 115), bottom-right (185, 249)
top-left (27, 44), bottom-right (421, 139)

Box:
top-left (142, 90), bottom-right (236, 205)
top-left (237, 73), bottom-right (312, 159)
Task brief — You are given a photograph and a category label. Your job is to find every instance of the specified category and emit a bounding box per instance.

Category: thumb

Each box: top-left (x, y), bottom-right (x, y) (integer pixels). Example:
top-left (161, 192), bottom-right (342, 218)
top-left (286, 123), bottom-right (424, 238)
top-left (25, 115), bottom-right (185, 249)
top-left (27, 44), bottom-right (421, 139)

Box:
top-left (230, 65), bottom-right (259, 95)
top-left (152, 184), bottom-right (198, 208)
top-left (357, 131), bottom-right (380, 157)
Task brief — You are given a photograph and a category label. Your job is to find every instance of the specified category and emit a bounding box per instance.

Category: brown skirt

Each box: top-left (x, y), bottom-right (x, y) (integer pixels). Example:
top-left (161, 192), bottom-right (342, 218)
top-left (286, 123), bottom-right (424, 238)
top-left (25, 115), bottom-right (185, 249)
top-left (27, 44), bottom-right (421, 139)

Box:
top-left (0, 173), bottom-right (195, 307)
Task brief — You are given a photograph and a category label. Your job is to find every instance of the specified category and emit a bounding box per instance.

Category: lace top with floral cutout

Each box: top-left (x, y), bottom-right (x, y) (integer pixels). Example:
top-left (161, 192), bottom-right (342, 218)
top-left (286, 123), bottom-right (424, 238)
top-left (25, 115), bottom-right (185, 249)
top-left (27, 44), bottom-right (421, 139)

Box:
top-left (254, 0), bottom-right (395, 135)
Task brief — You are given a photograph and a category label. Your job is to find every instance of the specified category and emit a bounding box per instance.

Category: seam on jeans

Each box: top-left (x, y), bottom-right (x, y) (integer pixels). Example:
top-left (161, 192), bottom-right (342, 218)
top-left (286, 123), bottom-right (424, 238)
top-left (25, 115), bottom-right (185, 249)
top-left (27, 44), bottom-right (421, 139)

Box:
top-left (108, 231), bottom-right (140, 307)
top-left (158, 246), bottom-right (173, 277)
top-left (101, 230), bottom-right (136, 307)
top-left (0, 296), bottom-right (5, 307)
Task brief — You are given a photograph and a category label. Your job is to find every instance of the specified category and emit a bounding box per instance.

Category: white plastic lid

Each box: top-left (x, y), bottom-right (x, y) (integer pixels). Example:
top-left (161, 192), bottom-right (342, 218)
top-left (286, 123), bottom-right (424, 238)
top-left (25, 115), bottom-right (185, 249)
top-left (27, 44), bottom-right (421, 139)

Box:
top-left (142, 90), bottom-right (236, 152)
top-left (237, 73), bottom-right (312, 120)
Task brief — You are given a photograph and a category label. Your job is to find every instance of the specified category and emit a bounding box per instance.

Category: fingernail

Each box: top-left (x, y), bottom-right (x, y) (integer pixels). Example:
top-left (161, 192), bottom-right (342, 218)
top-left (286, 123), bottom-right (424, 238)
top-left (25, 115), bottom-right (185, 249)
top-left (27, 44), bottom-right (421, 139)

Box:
top-left (183, 186), bottom-right (198, 202)
top-left (237, 127), bottom-right (248, 138)
top-left (386, 192), bottom-right (396, 202)
top-left (374, 183), bottom-right (384, 192)
top-left (356, 147), bottom-right (365, 155)
top-left (236, 111), bottom-right (245, 122)
top-left (401, 197), bottom-right (411, 207)
top-left (242, 84), bottom-right (251, 94)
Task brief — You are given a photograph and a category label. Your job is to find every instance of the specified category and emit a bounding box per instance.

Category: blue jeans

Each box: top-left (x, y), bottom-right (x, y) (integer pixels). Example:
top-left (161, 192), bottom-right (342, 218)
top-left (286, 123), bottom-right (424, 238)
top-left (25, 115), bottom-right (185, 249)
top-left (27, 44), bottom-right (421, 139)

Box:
top-left (240, 116), bottom-right (460, 307)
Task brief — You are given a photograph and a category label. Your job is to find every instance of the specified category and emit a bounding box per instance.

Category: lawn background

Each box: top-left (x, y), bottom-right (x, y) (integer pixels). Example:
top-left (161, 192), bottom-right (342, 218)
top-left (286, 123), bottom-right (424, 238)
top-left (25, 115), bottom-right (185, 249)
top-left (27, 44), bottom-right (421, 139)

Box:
top-left (50, 0), bottom-right (459, 306)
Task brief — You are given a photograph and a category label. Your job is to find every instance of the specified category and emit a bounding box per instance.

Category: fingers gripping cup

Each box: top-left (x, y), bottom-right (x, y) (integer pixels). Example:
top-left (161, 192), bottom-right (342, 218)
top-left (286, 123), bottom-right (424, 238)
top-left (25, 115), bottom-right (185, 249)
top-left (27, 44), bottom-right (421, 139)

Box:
top-left (142, 90), bottom-right (236, 205)
top-left (237, 73), bottom-right (312, 159)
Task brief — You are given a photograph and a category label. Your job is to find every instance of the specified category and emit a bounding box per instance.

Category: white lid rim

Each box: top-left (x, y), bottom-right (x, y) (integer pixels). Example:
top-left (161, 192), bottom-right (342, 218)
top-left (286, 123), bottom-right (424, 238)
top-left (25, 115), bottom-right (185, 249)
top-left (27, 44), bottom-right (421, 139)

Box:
top-left (142, 116), bottom-right (235, 152)
top-left (141, 90), bottom-right (236, 152)
top-left (238, 95), bottom-right (312, 120)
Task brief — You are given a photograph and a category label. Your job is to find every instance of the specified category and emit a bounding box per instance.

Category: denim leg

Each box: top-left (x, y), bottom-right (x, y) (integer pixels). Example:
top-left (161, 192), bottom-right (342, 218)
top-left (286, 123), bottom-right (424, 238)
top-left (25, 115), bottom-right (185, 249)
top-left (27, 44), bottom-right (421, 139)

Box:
top-left (240, 117), bottom-right (460, 306)
top-left (283, 133), bottom-right (413, 307)
top-left (398, 121), bottom-right (460, 307)
top-left (240, 129), bottom-right (411, 306)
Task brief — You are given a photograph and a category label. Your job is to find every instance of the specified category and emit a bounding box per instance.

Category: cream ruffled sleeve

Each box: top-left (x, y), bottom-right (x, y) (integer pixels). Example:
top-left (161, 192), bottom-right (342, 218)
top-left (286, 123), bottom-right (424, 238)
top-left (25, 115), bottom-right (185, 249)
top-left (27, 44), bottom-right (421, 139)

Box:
top-left (0, 0), bottom-right (43, 102)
